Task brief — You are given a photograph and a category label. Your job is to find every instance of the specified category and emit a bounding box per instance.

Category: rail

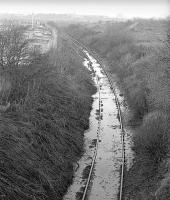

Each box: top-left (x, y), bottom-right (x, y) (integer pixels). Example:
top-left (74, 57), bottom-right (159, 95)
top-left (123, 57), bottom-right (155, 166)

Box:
top-left (63, 33), bottom-right (125, 200)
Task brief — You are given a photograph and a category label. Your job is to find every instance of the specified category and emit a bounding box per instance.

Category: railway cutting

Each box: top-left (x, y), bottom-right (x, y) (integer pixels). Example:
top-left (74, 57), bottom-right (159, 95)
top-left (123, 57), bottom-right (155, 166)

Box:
top-left (64, 48), bottom-right (126, 200)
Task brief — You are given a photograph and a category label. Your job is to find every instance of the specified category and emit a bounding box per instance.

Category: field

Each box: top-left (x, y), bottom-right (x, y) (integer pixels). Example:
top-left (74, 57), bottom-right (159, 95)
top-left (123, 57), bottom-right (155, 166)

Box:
top-left (24, 25), bottom-right (52, 52)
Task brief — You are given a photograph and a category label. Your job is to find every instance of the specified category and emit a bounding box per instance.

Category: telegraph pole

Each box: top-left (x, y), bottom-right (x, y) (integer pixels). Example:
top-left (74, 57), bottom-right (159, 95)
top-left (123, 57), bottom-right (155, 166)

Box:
top-left (31, 13), bottom-right (34, 29)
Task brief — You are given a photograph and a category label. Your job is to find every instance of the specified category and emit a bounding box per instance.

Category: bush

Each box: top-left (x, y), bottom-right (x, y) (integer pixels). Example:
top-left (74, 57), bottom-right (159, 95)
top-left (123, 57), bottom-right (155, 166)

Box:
top-left (61, 19), bottom-right (170, 198)
top-left (155, 175), bottom-right (170, 200)
top-left (133, 111), bottom-right (170, 164)
top-left (0, 25), bottom-right (96, 200)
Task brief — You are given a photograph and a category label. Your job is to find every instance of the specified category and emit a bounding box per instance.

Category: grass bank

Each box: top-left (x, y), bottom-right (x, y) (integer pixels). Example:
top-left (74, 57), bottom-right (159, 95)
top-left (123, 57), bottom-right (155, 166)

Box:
top-left (64, 19), bottom-right (170, 199)
top-left (0, 24), bottom-right (96, 200)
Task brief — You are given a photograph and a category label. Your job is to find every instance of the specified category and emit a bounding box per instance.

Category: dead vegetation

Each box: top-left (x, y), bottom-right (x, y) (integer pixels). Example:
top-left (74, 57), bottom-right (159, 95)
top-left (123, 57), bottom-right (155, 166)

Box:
top-left (65, 19), bottom-right (170, 199)
top-left (0, 23), bottom-right (96, 200)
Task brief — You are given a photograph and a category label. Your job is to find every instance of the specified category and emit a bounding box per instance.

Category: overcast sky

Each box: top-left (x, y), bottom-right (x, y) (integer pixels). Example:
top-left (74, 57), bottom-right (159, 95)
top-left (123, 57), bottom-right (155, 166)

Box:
top-left (0, 0), bottom-right (169, 18)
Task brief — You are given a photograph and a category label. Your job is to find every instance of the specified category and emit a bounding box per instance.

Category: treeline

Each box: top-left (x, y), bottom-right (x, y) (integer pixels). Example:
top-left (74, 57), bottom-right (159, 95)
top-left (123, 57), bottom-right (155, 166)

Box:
top-left (65, 19), bottom-right (170, 199)
top-left (0, 23), bottom-right (96, 199)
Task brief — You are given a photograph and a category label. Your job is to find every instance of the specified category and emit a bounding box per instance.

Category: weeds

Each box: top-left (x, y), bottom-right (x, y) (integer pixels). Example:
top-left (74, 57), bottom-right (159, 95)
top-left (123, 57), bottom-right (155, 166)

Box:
top-left (0, 24), bottom-right (96, 199)
top-left (64, 19), bottom-right (170, 199)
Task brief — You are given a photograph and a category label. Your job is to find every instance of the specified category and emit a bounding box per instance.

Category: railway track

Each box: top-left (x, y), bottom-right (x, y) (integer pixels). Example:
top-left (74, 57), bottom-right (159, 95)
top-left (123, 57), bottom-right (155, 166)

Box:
top-left (104, 70), bottom-right (125, 200)
top-left (81, 75), bottom-right (102, 200)
top-left (64, 33), bottom-right (125, 200)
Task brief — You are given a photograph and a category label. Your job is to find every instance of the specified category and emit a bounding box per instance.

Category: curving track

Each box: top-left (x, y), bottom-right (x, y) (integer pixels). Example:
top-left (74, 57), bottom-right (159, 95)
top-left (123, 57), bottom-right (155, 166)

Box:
top-left (82, 50), bottom-right (125, 200)
top-left (63, 35), bottom-right (125, 200)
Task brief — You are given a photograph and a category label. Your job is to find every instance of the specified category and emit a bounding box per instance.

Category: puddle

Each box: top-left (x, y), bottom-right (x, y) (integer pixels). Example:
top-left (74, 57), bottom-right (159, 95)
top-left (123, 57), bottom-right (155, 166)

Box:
top-left (63, 50), bottom-right (133, 200)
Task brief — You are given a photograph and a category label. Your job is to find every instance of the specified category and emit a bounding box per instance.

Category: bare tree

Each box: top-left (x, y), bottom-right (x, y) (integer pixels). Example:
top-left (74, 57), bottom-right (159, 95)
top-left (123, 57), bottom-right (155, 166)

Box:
top-left (0, 23), bottom-right (30, 110)
top-left (0, 23), bottom-right (30, 70)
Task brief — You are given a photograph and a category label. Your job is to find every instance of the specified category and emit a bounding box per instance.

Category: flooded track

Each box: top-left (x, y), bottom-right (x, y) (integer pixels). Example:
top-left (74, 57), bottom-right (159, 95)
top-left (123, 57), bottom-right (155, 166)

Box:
top-left (64, 49), bottom-right (132, 200)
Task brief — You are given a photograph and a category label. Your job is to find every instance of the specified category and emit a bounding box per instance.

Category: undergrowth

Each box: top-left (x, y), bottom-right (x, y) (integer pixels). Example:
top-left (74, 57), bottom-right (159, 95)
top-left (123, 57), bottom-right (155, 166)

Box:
top-left (0, 24), bottom-right (96, 200)
top-left (64, 19), bottom-right (170, 199)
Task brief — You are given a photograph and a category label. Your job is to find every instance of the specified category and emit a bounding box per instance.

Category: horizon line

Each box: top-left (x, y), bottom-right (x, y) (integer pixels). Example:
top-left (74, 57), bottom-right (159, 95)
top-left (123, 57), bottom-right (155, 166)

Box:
top-left (0, 12), bottom-right (169, 20)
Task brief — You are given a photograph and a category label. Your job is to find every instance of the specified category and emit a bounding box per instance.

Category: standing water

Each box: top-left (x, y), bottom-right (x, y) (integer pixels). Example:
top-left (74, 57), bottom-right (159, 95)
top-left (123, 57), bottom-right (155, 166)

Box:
top-left (63, 50), bottom-right (133, 200)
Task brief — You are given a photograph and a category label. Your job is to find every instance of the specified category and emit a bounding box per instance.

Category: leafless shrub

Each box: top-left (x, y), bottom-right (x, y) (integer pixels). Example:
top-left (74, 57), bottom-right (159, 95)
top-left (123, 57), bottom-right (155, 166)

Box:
top-left (0, 23), bottom-right (96, 200)
top-left (133, 111), bottom-right (170, 163)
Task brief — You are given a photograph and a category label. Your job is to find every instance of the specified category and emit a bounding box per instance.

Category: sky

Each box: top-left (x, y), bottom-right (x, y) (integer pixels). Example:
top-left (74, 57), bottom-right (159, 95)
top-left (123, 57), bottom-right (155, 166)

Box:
top-left (0, 0), bottom-right (169, 18)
